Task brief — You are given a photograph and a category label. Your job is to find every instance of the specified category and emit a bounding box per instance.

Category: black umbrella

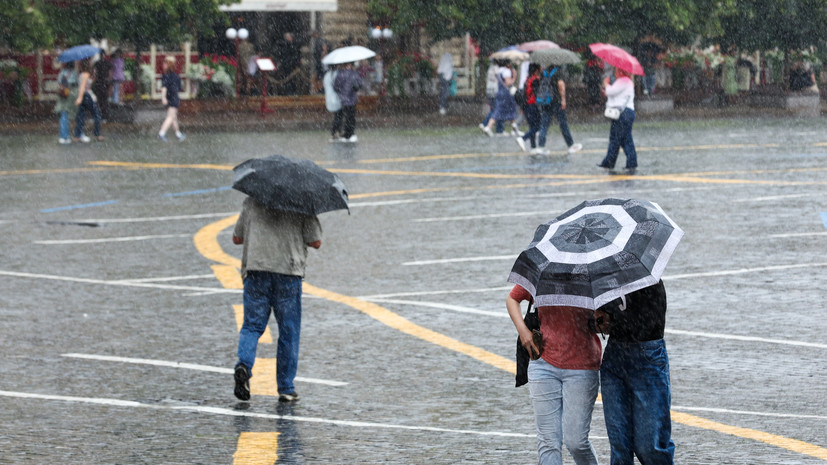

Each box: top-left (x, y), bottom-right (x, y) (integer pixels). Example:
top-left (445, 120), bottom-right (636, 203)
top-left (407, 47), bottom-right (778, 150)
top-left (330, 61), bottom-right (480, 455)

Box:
top-left (232, 155), bottom-right (349, 216)
top-left (508, 198), bottom-right (683, 310)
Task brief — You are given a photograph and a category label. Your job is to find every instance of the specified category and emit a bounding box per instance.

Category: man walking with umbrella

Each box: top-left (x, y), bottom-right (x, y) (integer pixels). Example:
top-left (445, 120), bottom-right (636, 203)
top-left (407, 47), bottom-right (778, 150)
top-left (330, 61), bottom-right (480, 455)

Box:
top-left (231, 155), bottom-right (348, 403)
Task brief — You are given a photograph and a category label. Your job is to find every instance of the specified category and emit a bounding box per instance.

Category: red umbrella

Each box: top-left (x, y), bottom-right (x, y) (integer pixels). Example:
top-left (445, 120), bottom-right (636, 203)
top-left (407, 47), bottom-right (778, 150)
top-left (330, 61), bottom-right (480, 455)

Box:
top-left (518, 40), bottom-right (560, 52)
top-left (589, 43), bottom-right (644, 76)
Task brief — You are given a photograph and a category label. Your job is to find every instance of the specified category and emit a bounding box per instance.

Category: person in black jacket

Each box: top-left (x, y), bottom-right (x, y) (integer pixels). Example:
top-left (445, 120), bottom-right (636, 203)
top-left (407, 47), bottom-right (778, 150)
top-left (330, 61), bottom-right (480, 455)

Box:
top-left (593, 280), bottom-right (676, 465)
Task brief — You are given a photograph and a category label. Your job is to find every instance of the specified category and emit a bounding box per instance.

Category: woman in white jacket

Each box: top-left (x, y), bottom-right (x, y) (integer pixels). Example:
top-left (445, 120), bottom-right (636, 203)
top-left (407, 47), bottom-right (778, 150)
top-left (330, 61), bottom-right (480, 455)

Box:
top-left (597, 68), bottom-right (637, 172)
top-left (323, 66), bottom-right (342, 141)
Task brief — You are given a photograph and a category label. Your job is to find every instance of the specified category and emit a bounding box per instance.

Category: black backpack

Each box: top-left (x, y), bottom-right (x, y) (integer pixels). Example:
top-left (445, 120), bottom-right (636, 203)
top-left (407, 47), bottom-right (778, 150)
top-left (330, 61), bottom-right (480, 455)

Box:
top-left (535, 68), bottom-right (558, 105)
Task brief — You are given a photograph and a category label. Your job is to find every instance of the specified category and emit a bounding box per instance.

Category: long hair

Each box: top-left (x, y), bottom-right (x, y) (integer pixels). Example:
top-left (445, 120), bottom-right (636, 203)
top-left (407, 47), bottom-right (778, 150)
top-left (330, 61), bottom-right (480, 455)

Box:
top-left (78, 58), bottom-right (92, 74)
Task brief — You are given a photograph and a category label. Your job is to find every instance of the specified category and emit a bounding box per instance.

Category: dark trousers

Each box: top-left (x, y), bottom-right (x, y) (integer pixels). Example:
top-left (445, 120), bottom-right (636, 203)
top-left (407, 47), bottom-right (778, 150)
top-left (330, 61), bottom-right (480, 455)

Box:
top-left (521, 104), bottom-right (541, 148)
top-left (74, 93), bottom-right (101, 138)
top-left (331, 110), bottom-right (343, 136)
top-left (600, 108), bottom-right (637, 169)
top-left (342, 105), bottom-right (356, 139)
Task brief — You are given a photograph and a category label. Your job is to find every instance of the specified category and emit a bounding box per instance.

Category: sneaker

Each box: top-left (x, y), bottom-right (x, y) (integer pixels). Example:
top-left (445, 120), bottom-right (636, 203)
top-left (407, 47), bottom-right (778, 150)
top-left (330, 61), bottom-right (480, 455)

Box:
top-left (482, 126), bottom-right (493, 137)
top-left (597, 163), bottom-right (612, 169)
top-left (58, 138), bottom-right (71, 145)
top-left (176, 133), bottom-right (186, 142)
top-left (158, 134), bottom-right (168, 142)
top-left (567, 143), bottom-right (583, 154)
top-left (439, 107), bottom-right (447, 115)
top-left (73, 135), bottom-right (91, 143)
top-left (529, 147), bottom-right (542, 154)
top-left (478, 123), bottom-right (485, 130)
top-left (516, 137), bottom-right (526, 152)
top-left (234, 365), bottom-right (251, 401)
top-left (348, 135), bottom-right (358, 143)
top-left (278, 391), bottom-right (300, 402)
top-left (511, 124), bottom-right (524, 137)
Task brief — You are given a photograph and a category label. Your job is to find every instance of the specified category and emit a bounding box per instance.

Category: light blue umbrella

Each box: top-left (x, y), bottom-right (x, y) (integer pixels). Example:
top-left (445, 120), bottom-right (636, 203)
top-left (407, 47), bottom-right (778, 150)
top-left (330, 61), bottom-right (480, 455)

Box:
top-left (58, 45), bottom-right (101, 63)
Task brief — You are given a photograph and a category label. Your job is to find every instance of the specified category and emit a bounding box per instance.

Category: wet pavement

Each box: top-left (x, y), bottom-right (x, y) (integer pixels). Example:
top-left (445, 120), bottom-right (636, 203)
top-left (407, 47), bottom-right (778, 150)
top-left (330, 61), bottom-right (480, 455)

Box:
top-left (1, 115), bottom-right (826, 464)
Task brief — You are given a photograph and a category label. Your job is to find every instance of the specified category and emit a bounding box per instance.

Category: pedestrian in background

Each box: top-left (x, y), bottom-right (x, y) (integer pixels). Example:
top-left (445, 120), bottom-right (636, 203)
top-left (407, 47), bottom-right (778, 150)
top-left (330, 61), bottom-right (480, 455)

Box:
top-left (334, 61), bottom-right (362, 143)
top-left (323, 65), bottom-right (343, 141)
top-left (232, 197), bottom-right (322, 403)
top-left (158, 56), bottom-right (185, 142)
top-left (507, 284), bottom-right (602, 465)
top-left (479, 60), bottom-right (505, 134)
top-left (593, 280), bottom-right (676, 464)
top-left (583, 52), bottom-right (603, 111)
top-left (92, 51), bottom-right (112, 120)
top-left (437, 52), bottom-right (453, 115)
top-left (481, 61), bottom-right (517, 137)
top-left (597, 67), bottom-right (637, 172)
top-left (55, 61), bottom-right (78, 144)
top-left (74, 57), bottom-right (103, 142)
top-left (536, 66), bottom-right (583, 155)
top-left (110, 49), bottom-right (125, 104)
top-left (515, 63), bottom-right (541, 152)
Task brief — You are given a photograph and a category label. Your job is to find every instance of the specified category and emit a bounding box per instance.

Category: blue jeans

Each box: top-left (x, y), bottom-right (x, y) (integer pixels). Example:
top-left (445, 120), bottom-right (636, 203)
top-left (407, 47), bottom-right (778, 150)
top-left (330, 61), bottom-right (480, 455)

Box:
top-left (521, 104), bottom-right (541, 148)
top-left (601, 339), bottom-right (675, 465)
top-left (537, 103), bottom-right (574, 148)
top-left (528, 358), bottom-right (600, 465)
top-left (643, 73), bottom-right (656, 94)
top-left (482, 97), bottom-right (505, 133)
top-left (74, 93), bottom-right (101, 138)
top-left (236, 271), bottom-right (303, 394)
top-left (59, 111), bottom-right (70, 139)
top-left (439, 76), bottom-right (450, 110)
top-left (600, 108), bottom-right (637, 169)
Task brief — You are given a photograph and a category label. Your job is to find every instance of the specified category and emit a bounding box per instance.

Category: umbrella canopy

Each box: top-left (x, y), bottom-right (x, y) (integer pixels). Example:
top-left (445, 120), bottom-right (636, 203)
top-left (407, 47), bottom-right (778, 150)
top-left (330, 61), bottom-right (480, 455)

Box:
top-left (530, 48), bottom-right (581, 68)
top-left (508, 198), bottom-right (683, 310)
top-left (321, 45), bottom-right (376, 65)
top-left (58, 45), bottom-right (101, 63)
top-left (518, 40), bottom-right (560, 52)
top-left (232, 155), bottom-right (349, 217)
top-left (589, 43), bottom-right (644, 76)
top-left (490, 46), bottom-right (529, 62)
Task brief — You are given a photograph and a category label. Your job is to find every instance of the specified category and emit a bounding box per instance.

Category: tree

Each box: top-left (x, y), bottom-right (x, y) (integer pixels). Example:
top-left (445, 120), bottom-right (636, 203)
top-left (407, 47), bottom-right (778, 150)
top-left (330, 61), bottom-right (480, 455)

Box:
top-left (0, 0), bottom-right (53, 52)
top-left (716, 0), bottom-right (827, 52)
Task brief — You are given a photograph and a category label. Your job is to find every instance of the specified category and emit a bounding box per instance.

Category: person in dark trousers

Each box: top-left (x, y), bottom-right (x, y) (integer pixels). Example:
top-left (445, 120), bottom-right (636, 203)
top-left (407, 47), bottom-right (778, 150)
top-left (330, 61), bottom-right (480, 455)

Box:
top-left (516, 63), bottom-right (541, 152)
top-left (232, 197), bottom-right (322, 403)
top-left (158, 56), bottom-right (185, 142)
top-left (333, 62), bottom-right (362, 142)
top-left (593, 280), bottom-right (676, 465)
top-left (74, 57), bottom-right (103, 142)
top-left (92, 51), bottom-right (112, 120)
top-left (598, 68), bottom-right (637, 172)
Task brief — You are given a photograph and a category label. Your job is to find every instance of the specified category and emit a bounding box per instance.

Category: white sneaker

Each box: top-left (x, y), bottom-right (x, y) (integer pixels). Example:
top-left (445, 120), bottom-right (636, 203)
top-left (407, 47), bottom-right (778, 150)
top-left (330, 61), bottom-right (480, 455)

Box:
top-left (529, 147), bottom-right (542, 154)
top-left (58, 138), bottom-right (71, 145)
top-left (439, 108), bottom-right (447, 115)
top-left (478, 123), bottom-right (485, 130)
top-left (511, 124), bottom-right (524, 137)
top-left (77, 135), bottom-right (91, 143)
top-left (568, 143), bottom-right (583, 154)
top-left (516, 137), bottom-right (526, 152)
top-left (348, 135), bottom-right (358, 143)
top-left (482, 126), bottom-right (493, 137)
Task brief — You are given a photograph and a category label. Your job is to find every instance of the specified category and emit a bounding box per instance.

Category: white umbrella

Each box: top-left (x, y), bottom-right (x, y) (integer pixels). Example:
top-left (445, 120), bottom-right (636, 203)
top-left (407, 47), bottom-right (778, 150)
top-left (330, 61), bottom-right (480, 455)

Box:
top-left (322, 46), bottom-right (376, 65)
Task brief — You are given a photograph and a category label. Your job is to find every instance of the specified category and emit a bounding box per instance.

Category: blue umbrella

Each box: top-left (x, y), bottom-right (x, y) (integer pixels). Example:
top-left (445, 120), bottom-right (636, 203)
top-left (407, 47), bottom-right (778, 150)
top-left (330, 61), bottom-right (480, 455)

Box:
top-left (58, 45), bottom-right (101, 63)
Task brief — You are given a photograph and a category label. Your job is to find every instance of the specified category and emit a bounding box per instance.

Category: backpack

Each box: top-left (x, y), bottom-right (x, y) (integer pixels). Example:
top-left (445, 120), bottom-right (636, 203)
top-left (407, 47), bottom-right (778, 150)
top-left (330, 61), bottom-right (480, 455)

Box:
top-left (535, 68), bottom-right (558, 105)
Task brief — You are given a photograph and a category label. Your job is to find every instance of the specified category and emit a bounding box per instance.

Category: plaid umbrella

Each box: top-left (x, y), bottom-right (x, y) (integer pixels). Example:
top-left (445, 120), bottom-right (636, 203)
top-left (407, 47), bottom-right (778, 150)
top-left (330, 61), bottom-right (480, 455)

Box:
top-left (508, 198), bottom-right (683, 310)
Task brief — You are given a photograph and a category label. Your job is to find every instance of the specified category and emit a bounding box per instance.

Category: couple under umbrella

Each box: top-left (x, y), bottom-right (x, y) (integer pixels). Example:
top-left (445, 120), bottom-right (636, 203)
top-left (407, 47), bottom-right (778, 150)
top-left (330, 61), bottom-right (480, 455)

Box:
top-left (507, 198), bottom-right (682, 465)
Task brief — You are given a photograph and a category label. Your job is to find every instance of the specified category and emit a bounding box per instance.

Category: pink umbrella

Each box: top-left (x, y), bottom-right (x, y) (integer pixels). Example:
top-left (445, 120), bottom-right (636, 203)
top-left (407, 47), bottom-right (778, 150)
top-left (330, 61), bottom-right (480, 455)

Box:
top-left (589, 43), bottom-right (644, 76)
top-left (519, 40), bottom-right (560, 52)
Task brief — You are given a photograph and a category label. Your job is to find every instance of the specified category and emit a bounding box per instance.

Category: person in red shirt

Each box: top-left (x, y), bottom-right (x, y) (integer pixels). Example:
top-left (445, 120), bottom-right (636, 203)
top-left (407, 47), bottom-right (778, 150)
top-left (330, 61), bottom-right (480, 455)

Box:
top-left (516, 63), bottom-right (542, 153)
top-left (507, 284), bottom-right (601, 465)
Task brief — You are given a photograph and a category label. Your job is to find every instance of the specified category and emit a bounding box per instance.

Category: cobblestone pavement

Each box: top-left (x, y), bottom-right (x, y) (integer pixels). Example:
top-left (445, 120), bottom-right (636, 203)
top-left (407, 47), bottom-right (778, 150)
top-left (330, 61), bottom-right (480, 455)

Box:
top-left (1, 116), bottom-right (825, 464)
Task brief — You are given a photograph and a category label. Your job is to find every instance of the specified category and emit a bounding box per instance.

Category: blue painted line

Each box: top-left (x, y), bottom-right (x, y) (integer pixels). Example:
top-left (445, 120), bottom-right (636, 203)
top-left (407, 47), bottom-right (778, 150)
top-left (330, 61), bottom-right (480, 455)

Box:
top-left (162, 186), bottom-right (232, 198)
top-left (821, 212), bottom-right (827, 229)
top-left (40, 200), bottom-right (119, 213)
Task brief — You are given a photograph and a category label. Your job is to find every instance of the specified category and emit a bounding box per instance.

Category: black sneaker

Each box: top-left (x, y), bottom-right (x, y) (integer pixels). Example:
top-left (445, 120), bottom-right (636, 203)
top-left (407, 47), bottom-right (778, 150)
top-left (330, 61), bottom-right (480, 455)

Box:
top-left (278, 392), bottom-right (300, 402)
top-left (234, 365), bottom-right (251, 401)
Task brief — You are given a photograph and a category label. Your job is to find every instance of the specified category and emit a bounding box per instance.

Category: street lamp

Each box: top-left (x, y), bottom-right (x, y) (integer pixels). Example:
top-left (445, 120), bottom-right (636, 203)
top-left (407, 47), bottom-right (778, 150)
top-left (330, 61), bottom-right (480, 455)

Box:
top-left (226, 27), bottom-right (248, 97)
top-left (370, 27), bottom-right (393, 96)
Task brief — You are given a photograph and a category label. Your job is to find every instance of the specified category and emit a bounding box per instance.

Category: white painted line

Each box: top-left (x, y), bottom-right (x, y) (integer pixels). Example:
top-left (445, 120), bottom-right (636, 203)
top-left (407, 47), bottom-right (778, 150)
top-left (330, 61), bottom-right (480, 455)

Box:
top-left (0, 270), bottom-right (240, 294)
top-left (733, 193), bottom-right (821, 202)
top-left (349, 195), bottom-right (480, 208)
top-left (662, 262), bottom-right (827, 280)
top-left (402, 255), bottom-right (514, 266)
top-left (366, 299), bottom-right (505, 318)
top-left (73, 212), bottom-right (239, 224)
top-left (769, 232), bottom-right (827, 238)
top-left (671, 405), bottom-right (827, 420)
top-left (111, 274), bottom-right (217, 284)
top-left (664, 330), bottom-right (827, 349)
top-left (358, 286), bottom-right (512, 300)
top-left (0, 390), bottom-right (536, 438)
top-left (62, 353), bottom-right (347, 386)
top-left (414, 211), bottom-right (551, 222)
top-left (34, 234), bottom-right (191, 244)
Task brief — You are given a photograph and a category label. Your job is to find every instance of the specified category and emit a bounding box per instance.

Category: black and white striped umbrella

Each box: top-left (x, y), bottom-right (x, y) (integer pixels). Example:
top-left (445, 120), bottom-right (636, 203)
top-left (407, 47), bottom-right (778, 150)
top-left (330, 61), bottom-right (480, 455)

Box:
top-left (507, 198), bottom-right (683, 310)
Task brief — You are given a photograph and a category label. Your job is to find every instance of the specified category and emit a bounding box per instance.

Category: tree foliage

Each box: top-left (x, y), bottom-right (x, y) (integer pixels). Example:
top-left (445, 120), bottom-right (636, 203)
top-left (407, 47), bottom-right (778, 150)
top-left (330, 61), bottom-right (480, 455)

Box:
top-left (716, 0), bottom-right (827, 52)
top-left (0, 0), bottom-right (53, 51)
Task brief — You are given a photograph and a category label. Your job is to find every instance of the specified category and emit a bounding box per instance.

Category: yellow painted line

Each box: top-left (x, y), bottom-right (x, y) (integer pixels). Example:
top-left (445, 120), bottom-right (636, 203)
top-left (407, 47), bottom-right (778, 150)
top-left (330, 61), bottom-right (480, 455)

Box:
top-left (233, 432), bottom-right (279, 465)
top-left (195, 214), bottom-right (827, 461)
top-left (250, 358), bottom-right (278, 396)
top-left (88, 160), bottom-right (233, 171)
top-left (0, 167), bottom-right (121, 176)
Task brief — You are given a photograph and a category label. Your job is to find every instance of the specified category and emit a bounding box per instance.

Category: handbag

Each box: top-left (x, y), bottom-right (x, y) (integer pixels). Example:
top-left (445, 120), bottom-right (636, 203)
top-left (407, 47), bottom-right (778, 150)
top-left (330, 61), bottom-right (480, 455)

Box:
top-left (604, 94), bottom-right (631, 120)
top-left (515, 300), bottom-right (543, 387)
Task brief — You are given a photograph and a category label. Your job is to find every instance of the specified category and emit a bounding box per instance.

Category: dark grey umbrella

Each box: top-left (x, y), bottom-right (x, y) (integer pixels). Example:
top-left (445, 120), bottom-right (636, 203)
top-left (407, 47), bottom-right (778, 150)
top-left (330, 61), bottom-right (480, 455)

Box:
top-left (508, 198), bottom-right (683, 310)
top-left (530, 48), bottom-right (581, 68)
top-left (232, 155), bottom-right (349, 216)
